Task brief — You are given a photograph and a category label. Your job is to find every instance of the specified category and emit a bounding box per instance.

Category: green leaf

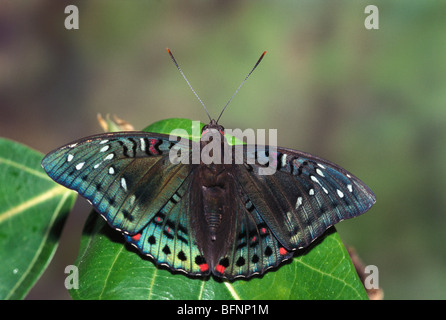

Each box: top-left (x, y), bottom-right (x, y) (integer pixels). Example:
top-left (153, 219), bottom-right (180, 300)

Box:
top-left (143, 118), bottom-right (244, 145)
top-left (0, 138), bottom-right (76, 299)
top-left (72, 215), bottom-right (367, 300)
top-left (142, 118), bottom-right (205, 142)
top-left (70, 118), bottom-right (368, 300)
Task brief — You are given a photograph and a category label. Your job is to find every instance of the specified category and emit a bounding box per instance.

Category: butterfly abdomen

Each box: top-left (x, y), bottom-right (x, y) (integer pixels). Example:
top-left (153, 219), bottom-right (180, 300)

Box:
top-left (198, 162), bottom-right (229, 241)
top-left (202, 186), bottom-right (224, 241)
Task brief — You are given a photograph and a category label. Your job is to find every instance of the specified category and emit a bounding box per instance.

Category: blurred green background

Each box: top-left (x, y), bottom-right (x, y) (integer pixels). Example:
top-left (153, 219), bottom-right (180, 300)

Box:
top-left (1, 0), bottom-right (445, 299)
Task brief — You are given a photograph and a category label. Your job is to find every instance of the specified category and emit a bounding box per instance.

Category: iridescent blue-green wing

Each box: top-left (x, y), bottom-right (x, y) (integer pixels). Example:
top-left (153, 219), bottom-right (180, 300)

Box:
top-left (41, 132), bottom-right (193, 235)
top-left (233, 146), bottom-right (376, 251)
top-left (211, 186), bottom-right (293, 280)
top-left (124, 172), bottom-right (210, 277)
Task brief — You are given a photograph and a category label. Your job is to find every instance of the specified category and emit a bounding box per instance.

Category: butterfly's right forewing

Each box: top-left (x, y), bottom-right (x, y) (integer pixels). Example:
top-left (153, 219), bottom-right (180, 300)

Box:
top-left (41, 132), bottom-right (193, 236)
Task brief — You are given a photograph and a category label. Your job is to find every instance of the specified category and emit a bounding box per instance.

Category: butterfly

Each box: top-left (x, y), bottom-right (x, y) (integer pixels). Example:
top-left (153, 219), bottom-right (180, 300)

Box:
top-left (41, 49), bottom-right (376, 280)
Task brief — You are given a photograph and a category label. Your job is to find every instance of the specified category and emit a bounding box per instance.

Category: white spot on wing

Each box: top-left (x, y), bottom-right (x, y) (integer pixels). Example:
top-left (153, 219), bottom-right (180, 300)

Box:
top-left (295, 196), bottom-right (303, 209)
top-left (100, 140), bottom-right (109, 144)
top-left (75, 162), bottom-right (85, 170)
top-left (316, 168), bottom-right (325, 177)
top-left (309, 188), bottom-right (315, 196)
top-left (311, 175), bottom-right (319, 184)
top-left (104, 153), bottom-right (114, 160)
top-left (109, 167), bottom-right (115, 175)
top-left (281, 154), bottom-right (287, 168)
top-left (121, 177), bottom-right (127, 191)
top-left (311, 175), bottom-right (326, 193)
top-left (67, 154), bottom-right (74, 162)
top-left (347, 184), bottom-right (353, 193)
top-left (140, 138), bottom-right (146, 151)
top-left (337, 189), bottom-right (344, 198)
top-left (100, 145), bottom-right (110, 152)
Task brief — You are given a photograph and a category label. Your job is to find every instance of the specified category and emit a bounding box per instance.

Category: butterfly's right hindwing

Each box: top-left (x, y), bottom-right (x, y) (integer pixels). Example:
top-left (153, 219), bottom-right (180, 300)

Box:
top-left (124, 173), bottom-right (210, 277)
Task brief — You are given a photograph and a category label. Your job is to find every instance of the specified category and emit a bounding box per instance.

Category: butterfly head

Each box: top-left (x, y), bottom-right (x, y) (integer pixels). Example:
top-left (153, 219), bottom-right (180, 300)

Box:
top-left (201, 119), bottom-right (225, 137)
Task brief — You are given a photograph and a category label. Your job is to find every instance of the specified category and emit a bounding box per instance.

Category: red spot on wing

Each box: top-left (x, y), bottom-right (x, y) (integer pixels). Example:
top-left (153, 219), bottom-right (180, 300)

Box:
top-left (260, 227), bottom-right (267, 234)
top-left (279, 247), bottom-right (288, 255)
top-left (215, 264), bottom-right (225, 274)
top-left (131, 233), bottom-right (141, 241)
top-left (200, 263), bottom-right (209, 272)
top-left (149, 139), bottom-right (158, 155)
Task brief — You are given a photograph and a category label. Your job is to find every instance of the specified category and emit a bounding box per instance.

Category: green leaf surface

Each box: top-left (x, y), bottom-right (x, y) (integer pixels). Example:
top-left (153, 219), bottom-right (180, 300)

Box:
top-left (72, 214), bottom-right (366, 300)
top-left (142, 118), bottom-right (205, 142)
top-left (143, 118), bottom-right (244, 145)
top-left (70, 118), bottom-right (368, 300)
top-left (0, 138), bottom-right (76, 299)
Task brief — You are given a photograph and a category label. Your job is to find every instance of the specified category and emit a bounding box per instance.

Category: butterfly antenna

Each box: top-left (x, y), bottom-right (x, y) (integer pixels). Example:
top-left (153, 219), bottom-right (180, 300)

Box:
top-left (166, 48), bottom-right (212, 122)
top-left (216, 51), bottom-right (267, 124)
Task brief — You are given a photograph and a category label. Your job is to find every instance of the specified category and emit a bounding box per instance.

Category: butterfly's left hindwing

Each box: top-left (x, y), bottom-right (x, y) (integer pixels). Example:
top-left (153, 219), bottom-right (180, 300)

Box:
top-left (212, 185), bottom-right (294, 279)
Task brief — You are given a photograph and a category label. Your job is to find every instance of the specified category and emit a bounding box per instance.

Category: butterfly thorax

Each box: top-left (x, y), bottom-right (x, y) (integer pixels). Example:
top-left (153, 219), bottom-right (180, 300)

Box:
top-left (198, 121), bottom-right (229, 240)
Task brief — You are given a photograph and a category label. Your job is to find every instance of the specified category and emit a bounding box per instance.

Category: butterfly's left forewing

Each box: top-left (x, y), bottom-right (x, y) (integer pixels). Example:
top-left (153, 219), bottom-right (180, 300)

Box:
top-left (233, 145), bottom-right (376, 251)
